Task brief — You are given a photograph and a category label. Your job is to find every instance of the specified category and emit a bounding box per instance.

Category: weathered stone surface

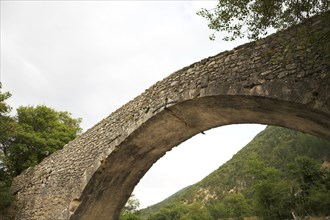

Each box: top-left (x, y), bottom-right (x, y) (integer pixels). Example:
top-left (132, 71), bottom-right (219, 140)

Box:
top-left (11, 12), bottom-right (330, 220)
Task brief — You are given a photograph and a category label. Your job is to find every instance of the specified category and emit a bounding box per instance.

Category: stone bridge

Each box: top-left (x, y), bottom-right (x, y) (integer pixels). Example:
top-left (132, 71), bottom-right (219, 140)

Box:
top-left (12, 12), bottom-right (330, 220)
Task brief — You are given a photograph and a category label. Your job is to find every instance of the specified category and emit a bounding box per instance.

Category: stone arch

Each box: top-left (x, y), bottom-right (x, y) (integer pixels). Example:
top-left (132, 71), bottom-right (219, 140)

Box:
top-left (12, 12), bottom-right (329, 220)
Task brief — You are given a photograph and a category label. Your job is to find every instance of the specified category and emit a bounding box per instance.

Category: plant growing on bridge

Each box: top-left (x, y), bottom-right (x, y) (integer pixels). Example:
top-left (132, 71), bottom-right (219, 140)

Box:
top-left (197, 0), bottom-right (330, 41)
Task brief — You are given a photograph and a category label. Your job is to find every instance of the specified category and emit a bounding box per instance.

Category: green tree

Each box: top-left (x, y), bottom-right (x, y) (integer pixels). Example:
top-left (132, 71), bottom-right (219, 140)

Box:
top-left (179, 202), bottom-right (212, 220)
top-left (147, 207), bottom-right (179, 220)
top-left (209, 193), bottom-right (250, 220)
top-left (0, 84), bottom-right (16, 151)
top-left (120, 194), bottom-right (142, 220)
top-left (289, 156), bottom-right (330, 217)
top-left (147, 202), bottom-right (212, 220)
top-left (120, 212), bottom-right (142, 220)
top-left (223, 193), bottom-right (250, 219)
top-left (197, 0), bottom-right (330, 40)
top-left (290, 156), bottom-right (323, 192)
top-left (251, 165), bottom-right (292, 219)
top-left (305, 183), bottom-right (330, 216)
top-left (2, 105), bottom-right (82, 176)
top-left (208, 201), bottom-right (227, 219)
top-left (0, 83), bottom-right (15, 211)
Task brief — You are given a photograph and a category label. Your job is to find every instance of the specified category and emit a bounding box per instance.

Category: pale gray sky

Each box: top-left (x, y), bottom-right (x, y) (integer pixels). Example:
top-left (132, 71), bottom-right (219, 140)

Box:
top-left (1, 1), bottom-right (266, 208)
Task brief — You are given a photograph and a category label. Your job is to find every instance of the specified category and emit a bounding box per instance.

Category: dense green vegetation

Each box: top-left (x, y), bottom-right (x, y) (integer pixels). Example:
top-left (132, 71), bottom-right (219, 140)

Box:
top-left (197, 0), bottom-right (330, 41)
top-left (136, 126), bottom-right (330, 220)
top-left (3, 105), bottom-right (82, 176)
top-left (0, 83), bottom-right (82, 215)
top-left (120, 194), bottom-right (142, 220)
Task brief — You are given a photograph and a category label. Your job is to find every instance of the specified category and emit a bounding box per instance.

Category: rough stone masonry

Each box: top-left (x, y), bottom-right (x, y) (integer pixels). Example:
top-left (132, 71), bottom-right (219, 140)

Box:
top-left (11, 11), bottom-right (330, 220)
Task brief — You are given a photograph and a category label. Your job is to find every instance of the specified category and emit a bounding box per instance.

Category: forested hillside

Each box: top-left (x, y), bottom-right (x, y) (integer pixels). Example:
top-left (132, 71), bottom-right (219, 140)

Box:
top-left (135, 126), bottom-right (330, 220)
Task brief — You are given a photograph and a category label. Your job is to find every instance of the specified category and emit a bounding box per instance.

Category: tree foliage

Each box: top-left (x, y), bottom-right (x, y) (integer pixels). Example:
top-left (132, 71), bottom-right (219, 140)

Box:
top-left (0, 84), bottom-right (16, 162)
top-left (0, 84), bottom-right (82, 213)
top-left (288, 156), bottom-right (330, 217)
top-left (197, 0), bottom-right (330, 40)
top-left (146, 202), bottom-right (212, 220)
top-left (252, 165), bottom-right (292, 219)
top-left (2, 105), bottom-right (82, 175)
top-left (120, 194), bottom-right (142, 220)
top-left (0, 84), bottom-right (15, 211)
top-left (208, 193), bottom-right (249, 219)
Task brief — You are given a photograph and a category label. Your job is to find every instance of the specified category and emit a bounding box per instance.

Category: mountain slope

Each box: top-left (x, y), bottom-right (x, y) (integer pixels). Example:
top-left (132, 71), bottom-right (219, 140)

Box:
top-left (140, 126), bottom-right (330, 219)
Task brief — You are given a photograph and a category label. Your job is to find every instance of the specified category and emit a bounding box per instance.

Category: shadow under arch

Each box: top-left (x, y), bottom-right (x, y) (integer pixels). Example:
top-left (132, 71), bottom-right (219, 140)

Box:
top-left (11, 11), bottom-right (330, 220)
top-left (71, 94), bottom-right (329, 220)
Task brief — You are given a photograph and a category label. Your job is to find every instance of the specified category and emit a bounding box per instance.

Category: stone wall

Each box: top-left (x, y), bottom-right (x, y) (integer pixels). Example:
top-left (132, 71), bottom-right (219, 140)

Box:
top-left (11, 11), bottom-right (330, 220)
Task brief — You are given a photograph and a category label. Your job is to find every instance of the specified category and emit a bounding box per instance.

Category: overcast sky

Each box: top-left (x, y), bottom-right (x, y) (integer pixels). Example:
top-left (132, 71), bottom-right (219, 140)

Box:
top-left (1, 1), bottom-right (266, 208)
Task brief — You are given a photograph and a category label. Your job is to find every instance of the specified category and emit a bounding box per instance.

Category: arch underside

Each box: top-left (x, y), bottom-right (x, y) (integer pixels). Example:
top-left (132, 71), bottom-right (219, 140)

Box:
top-left (71, 95), bottom-right (330, 220)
